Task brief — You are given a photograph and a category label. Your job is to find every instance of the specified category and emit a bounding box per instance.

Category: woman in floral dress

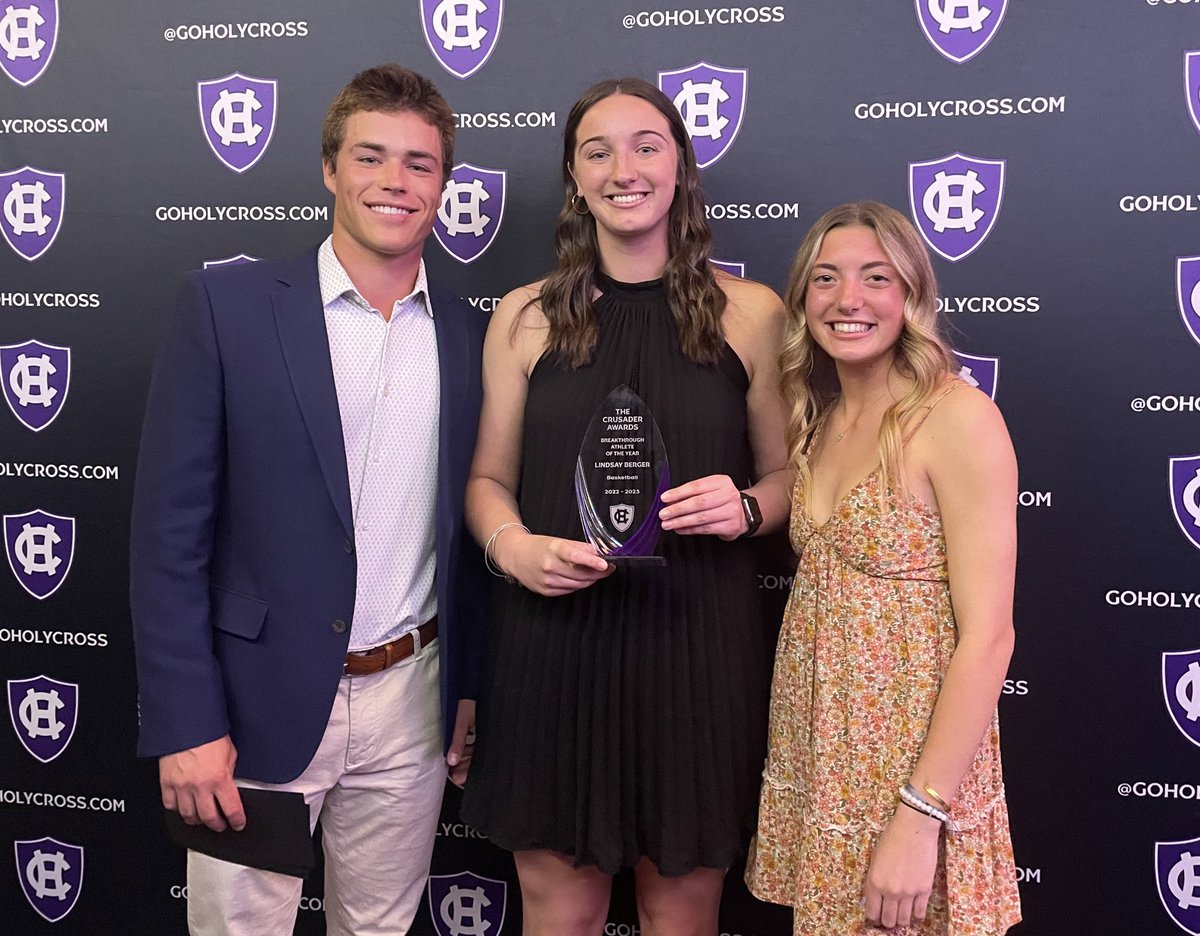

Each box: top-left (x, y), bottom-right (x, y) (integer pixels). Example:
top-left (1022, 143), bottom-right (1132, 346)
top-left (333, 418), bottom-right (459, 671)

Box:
top-left (747, 201), bottom-right (1021, 935)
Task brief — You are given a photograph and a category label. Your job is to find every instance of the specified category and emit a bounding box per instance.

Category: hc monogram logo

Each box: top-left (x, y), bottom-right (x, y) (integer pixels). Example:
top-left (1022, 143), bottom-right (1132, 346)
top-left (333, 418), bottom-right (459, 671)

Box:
top-left (609, 504), bottom-right (635, 534)
top-left (1, 340), bottom-right (70, 432)
top-left (1178, 257), bottom-right (1200, 349)
top-left (909, 153), bottom-right (1005, 263)
top-left (4, 509), bottom-right (75, 600)
top-left (1170, 456), bottom-right (1200, 554)
top-left (197, 73), bottom-right (278, 174)
top-left (421, 0), bottom-right (503, 79)
top-left (0, 0), bottom-right (57, 86)
top-left (1186, 52), bottom-right (1200, 140)
top-left (435, 163), bottom-right (506, 264)
top-left (0, 166), bottom-right (65, 261)
top-left (658, 62), bottom-right (748, 169)
top-left (427, 871), bottom-right (507, 936)
top-left (915, 0), bottom-right (1007, 64)
top-left (8, 675), bottom-right (78, 763)
top-left (15, 838), bottom-right (84, 923)
top-left (203, 254), bottom-right (260, 270)
top-left (952, 351), bottom-right (998, 401)
top-left (1163, 651), bottom-right (1200, 749)
top-left (1158, 837), bottom-right (1200, 934)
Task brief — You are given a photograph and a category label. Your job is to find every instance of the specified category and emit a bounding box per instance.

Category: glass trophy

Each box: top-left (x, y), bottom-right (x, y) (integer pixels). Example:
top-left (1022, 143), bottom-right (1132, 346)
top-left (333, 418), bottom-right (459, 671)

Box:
top-left (574, 385), bottom-right (669, 565)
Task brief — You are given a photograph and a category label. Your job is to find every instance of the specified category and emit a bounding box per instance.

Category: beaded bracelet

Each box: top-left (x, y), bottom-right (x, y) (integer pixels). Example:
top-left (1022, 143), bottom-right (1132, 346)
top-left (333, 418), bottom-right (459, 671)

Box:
top-left (898, 783), bottom-right (960, 833)
top-left (484, 522), bottom-right (529, 585)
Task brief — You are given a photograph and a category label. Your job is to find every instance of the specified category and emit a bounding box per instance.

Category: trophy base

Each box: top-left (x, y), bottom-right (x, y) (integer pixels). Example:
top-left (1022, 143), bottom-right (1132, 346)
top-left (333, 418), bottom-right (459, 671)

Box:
top-left (604, 555), bottom-right (667, 567)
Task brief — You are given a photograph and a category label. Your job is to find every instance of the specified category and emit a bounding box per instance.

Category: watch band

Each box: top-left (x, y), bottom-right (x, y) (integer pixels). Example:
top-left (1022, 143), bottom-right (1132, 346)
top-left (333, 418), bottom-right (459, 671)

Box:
top-left (738, 491), bottom-right (762, 539)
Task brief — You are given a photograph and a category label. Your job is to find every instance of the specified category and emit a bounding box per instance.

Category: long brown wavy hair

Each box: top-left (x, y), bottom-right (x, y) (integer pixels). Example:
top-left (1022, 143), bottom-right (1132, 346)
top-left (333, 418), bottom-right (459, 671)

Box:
top-left (781, 201), bottom-right (958, 499)
top-left (530, 77), bottom-right (725, 367)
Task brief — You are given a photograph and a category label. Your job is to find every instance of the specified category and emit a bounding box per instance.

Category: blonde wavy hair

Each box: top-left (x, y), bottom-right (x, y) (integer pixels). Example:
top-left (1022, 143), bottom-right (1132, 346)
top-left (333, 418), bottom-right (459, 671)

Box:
top-left (781, 201), bottom-right (958, 501)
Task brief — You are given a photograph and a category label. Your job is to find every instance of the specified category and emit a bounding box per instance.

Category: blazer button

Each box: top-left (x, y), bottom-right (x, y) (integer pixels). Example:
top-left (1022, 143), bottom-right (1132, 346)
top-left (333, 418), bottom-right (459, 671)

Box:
top-left (332, 619), bottom-right (347, 634)
top-left (343, 539), bottom-right (354, 555)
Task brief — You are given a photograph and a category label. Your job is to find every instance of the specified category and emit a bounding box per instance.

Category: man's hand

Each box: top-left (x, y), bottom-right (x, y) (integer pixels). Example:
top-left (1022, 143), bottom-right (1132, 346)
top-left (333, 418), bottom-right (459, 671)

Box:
top-left (447, 700), bottom-right (476, 788)
top-left (159, 735), bottom-right (245, 832)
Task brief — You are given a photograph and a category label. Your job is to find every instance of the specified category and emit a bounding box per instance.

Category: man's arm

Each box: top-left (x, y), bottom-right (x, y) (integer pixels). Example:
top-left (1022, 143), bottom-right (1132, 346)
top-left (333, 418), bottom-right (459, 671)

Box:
top-left (130, 271), bottom-right (244, 830)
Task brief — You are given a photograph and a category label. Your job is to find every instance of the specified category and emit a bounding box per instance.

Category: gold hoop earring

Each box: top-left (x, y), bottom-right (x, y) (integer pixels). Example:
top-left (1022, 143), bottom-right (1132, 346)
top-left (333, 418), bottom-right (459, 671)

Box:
top-left (571, 192), bottom-right (590, 215)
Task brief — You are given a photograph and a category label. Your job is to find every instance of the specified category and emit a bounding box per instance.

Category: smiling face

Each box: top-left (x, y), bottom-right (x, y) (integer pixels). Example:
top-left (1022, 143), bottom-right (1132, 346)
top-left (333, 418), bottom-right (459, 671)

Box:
top-left (569, 93), bottom-right (679, 255)
top-left (804, 225), bottom-right (909, 371)
top-left (322, 109), bottom-right (444, 269)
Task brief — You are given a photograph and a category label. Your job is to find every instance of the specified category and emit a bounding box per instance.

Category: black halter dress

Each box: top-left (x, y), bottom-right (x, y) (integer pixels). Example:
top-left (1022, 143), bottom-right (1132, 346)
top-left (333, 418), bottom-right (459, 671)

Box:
top-left (461, 273), bottom-right (770, 875)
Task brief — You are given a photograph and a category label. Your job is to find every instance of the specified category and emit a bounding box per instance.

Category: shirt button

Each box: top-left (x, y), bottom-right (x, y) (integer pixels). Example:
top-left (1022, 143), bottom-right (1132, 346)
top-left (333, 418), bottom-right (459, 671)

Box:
top-left (332, 619), bottom-right (347, 634)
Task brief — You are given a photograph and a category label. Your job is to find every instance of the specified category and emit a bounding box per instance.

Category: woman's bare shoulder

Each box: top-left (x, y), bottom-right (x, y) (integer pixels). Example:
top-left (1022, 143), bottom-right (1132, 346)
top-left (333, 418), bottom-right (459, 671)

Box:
top-left (718, 270), bottom-right (784, 319)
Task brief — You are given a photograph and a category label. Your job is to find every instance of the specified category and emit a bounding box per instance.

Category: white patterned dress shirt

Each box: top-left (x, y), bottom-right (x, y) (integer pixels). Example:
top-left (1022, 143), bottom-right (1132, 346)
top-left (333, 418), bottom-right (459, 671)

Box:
top-left (317, 237), bottom-right (440, 651)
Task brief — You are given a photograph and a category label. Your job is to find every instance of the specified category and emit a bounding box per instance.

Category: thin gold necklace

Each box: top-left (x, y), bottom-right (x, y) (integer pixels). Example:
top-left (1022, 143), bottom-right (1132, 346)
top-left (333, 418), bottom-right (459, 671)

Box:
top-left (830, 389), bottom-right (893, 443)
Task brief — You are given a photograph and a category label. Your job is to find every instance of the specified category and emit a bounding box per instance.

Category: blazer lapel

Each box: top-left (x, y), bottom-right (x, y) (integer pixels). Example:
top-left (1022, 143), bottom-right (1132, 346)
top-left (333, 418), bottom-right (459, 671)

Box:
top-left (271, 250), bottom-right (354, 538)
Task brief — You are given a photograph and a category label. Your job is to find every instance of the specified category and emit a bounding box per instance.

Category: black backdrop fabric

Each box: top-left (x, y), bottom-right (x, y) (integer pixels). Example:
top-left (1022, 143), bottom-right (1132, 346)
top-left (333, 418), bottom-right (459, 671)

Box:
top-left (3, 2), bottom-right (1200, 933)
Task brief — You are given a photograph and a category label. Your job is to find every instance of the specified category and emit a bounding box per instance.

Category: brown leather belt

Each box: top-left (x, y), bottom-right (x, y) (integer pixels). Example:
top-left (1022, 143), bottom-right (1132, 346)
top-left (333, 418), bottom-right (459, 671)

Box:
top-left (343, 617), bottom-right (437, 677)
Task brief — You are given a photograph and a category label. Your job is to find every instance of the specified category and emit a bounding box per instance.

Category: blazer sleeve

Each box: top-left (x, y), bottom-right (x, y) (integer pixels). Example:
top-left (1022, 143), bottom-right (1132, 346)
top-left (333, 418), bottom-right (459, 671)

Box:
top-left (129, 271), bottom-right (230, 758)
top-left (456, 518), bottom-right (488, 702)
top-left (455, 299), bottom-right (490, 703)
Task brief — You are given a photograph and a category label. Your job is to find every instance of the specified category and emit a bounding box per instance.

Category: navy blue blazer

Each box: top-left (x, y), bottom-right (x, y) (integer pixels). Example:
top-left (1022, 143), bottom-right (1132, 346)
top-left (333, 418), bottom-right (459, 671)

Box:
top-left (130, 248), bottom-right (487, 783)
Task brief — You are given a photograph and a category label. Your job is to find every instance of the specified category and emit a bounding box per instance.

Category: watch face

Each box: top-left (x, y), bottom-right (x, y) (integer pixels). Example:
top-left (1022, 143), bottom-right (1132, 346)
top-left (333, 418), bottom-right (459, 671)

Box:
top-left (740, 492), bottom-right (762, 535)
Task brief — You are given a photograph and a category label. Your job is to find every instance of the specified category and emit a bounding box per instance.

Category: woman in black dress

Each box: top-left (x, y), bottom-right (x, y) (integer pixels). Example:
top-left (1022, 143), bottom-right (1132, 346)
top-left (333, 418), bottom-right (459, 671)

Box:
top-left (459, 77), bottom-right (791, 935)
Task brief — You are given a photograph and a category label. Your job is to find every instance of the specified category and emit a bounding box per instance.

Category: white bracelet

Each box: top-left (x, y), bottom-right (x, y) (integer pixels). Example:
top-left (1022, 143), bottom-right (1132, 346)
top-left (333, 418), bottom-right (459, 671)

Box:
top-left (898, 783), bottom-right (960, 833)
top-left (484, 522), bottom-right (529, 584)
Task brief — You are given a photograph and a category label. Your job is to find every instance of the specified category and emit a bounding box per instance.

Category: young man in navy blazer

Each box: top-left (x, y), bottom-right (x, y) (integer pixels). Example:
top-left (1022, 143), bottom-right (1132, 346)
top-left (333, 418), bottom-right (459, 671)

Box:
top-left (131, 64), bottom-right (487, 935)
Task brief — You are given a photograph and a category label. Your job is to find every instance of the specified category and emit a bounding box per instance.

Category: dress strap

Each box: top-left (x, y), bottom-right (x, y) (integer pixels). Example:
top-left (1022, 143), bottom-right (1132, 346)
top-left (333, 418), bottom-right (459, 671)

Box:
top-left (901, 381), bottom-right (960, 446)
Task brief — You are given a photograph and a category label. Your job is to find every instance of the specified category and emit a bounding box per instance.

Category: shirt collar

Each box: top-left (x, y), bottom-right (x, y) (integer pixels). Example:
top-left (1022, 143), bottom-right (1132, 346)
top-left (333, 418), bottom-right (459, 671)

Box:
top-left (317, 236), bottom-right (433, 318)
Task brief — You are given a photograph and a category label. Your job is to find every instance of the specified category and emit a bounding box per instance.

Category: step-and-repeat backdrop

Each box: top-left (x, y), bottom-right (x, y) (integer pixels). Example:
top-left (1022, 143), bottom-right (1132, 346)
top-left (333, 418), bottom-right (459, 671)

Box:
top-left (2, 1), bottom-right (1199, 933)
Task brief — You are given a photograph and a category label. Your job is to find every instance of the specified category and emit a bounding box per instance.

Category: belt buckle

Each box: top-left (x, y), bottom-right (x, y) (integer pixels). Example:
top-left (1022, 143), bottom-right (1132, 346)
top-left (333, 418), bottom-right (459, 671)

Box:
top-left (342, 647), bottom-right (375, 679)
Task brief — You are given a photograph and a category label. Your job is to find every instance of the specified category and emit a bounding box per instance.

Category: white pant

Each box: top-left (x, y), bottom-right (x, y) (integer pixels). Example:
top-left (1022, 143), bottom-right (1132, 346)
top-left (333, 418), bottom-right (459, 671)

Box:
top-left (187, 639), bottom-right (446, 936)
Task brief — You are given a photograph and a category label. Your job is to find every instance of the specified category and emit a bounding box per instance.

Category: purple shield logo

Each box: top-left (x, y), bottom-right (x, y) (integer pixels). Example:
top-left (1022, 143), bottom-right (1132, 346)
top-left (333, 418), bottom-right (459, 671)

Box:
top-left (909, 153), bottom-right (1005, 263)
top-left (198, 73), bottom-right (277, 174)
top-left (658, 62), bottom-right (748, 169)
top-left (711, 259), bottom-right (746, 277)
top-left (15, 837), bottom-right (84, 923)
top-left (8, 676), bottom-right (77, 763)
top-left (203, 253), bottom-right (260, 269)
top-left (953, 351), bottom-right (998, 400)
top-left (435, 163), bottom-right (505, 264)
top-left (1186, 52), bottom-right (1200, 139)
top-left (1170, 456), bottom-right (1200, 553)
top-left (1164, 651), bottom-right (1200, 749)
top-left (915, 0), bottom-right (1008, 64)
top-left (421, 0), bottom-right (503, 80)
top-left (1178, 257), bottom-right (1200, 349)
top-left (1157, 837), bottom-right (1200, 935)
top-left (428, 871), bottom-right (506, 936)
top-left (2, 340), bottom-right (70, 432)
top-left (0, 0), bottom-right (58, 86)
top-left (4, 509), bottom-right (75, 600)
top-left (0, 166), bottom-right (64, 261)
